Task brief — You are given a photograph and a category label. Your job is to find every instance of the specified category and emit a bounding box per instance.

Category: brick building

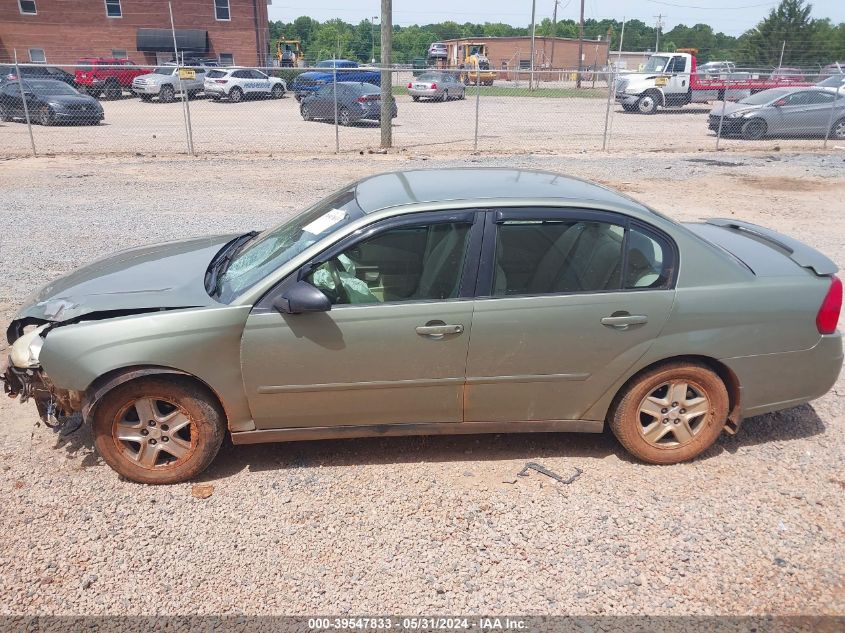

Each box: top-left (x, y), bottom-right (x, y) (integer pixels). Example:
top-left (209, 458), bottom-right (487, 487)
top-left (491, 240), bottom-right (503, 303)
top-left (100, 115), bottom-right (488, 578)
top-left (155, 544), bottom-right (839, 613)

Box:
top-left (0, 0), bottom-right (270, 65)
top-left (444, 36), bottom-right (610, 74)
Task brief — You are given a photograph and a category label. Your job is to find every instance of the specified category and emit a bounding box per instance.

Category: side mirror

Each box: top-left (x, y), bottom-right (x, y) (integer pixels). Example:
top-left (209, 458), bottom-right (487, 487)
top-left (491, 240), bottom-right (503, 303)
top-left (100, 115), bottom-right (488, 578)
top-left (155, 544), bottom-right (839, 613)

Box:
top-left (273, 280), bottom-right (331, 314)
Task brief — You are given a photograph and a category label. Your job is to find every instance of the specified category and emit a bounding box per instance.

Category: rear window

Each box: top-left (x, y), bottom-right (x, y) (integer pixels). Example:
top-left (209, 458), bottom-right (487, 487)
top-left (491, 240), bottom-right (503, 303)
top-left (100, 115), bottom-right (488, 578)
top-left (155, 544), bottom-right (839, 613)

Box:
top-left (77, 62), bottom-right (93, 72)
top-left (206, 69), bottom-right (227, 79)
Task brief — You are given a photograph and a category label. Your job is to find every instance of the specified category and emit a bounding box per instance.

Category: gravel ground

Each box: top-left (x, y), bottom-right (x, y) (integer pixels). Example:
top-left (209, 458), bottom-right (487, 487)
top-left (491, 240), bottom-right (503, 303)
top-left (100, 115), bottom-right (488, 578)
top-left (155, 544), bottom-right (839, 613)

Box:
top-left (0, 150), bottom-right (843, 617)
top-left (1, 88), bottom-right (839, 158)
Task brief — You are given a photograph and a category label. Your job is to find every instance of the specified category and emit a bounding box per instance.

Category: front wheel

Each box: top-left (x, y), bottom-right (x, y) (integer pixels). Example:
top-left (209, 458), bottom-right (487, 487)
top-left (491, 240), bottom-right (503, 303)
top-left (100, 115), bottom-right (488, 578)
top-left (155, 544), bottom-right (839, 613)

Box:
top-left (229, 87), bottom-right (243, 103)
top-left (635, 92), bottom-right (659, 114)
top-left (338, 106), bottom-right (351, 126)
top-left (92, 378), bottom-right (226, 484)
top-left (741, 118), bottom-right (767, 140)
top-left (301, 103), bottom-right (312, 121)
top-left (39, 106), bottom-right (53, 126)
top-left (609, 362), bottom-right (729, 465)
top-left (830, 117), bottom-right (845, 141)
top-left (441, 89), bottom-right (449, 102)
top-left (271, 84), bottom-right (284, 99)
top-left (159, 85), bottom-right (175, 103)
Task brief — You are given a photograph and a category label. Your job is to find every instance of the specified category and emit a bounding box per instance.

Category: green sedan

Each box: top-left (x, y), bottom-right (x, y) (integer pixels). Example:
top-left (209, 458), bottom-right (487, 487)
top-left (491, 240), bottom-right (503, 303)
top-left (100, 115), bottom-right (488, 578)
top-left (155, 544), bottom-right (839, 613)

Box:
top-left (3, 169), bottom-right (842, 484)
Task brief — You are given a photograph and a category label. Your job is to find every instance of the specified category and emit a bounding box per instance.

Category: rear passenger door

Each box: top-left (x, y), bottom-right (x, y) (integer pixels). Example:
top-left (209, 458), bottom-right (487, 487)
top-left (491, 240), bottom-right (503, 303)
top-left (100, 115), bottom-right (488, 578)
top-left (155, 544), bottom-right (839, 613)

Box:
top-left (464, 209), bottom-right (677, 423)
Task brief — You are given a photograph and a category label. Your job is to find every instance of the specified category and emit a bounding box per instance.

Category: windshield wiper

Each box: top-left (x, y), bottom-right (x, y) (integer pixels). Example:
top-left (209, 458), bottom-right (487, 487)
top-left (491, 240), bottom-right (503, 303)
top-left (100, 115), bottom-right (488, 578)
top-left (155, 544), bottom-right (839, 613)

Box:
top-left (205, 231), bottom-right (258, 297)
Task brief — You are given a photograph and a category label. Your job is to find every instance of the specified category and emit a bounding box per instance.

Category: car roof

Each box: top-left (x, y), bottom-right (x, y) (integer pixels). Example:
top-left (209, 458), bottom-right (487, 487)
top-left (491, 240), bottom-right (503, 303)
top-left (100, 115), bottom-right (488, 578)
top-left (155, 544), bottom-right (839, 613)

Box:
top-left (353, 168), bottom-right (653, 215)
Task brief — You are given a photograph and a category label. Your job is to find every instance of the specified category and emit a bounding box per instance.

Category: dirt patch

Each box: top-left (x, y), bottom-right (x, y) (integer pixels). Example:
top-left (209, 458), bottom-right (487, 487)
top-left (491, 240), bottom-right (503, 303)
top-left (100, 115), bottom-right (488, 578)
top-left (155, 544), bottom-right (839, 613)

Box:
top-left (734, 175), bottom-right (844, 192)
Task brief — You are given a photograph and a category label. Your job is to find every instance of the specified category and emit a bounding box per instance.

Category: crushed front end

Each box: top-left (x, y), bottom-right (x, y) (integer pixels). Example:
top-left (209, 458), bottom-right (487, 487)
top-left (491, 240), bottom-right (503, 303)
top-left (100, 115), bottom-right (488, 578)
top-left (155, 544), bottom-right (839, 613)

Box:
top-left (2, 322), bottom-right (82, 427)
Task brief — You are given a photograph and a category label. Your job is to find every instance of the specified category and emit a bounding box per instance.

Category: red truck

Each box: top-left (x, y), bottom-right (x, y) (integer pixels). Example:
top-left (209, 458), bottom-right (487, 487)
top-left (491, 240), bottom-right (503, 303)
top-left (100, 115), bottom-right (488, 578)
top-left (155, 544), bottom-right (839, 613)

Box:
top-left (74, 58), bottom-right (148, 100)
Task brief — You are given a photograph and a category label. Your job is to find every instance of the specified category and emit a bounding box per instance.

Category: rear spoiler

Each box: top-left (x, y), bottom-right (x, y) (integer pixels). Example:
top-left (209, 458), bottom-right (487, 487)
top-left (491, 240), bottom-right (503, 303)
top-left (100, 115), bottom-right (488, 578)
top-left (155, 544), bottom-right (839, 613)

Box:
top-left (706, 218), bottom-right (838, 276)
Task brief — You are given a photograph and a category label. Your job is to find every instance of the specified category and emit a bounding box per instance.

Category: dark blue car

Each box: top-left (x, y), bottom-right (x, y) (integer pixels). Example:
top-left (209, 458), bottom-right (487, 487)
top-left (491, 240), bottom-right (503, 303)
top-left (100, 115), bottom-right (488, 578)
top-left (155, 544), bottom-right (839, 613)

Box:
top-left (291, 60), bottom-right (381, 101)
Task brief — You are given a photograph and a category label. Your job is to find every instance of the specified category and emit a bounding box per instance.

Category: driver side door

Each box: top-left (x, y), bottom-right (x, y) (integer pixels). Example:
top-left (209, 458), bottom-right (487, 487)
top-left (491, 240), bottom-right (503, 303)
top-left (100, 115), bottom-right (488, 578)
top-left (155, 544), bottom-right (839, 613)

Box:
top-left (240, 211), bottom-right (483, 430)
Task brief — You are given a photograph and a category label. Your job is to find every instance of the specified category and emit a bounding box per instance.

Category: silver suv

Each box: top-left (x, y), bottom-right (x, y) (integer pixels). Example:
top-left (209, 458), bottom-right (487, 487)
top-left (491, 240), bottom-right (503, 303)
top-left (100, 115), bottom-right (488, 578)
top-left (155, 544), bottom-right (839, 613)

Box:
top-left (132, 64), bottom-right (207, 102)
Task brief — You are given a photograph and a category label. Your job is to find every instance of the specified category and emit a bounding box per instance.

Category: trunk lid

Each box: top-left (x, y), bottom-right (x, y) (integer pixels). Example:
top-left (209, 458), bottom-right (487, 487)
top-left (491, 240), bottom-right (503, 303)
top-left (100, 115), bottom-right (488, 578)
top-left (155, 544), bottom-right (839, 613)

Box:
top-left (685, 218), bottom-right (838, 277)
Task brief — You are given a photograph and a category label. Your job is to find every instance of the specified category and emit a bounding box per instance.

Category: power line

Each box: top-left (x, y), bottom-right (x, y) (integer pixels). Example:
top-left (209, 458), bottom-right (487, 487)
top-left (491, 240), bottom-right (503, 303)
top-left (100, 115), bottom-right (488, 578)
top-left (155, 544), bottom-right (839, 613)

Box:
top-left (645, 0), bottom-right (777, 9)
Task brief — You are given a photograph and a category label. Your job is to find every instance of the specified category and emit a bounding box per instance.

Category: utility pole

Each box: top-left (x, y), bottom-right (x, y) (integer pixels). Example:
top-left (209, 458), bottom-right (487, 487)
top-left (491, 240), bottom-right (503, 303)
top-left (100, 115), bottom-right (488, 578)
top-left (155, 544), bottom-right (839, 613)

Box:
top-left (576, 0), bottom-right (585, 88)
top-left (371, 16), bottom-right (378, 63)
top-left (529, 0), bottom-right (537, 90)
top-left (380, 0), bottom-right (392, 148)
top-left (654, 14), bottom-right (665, 53)
top-left (550, 0), bottom-right (560, 69)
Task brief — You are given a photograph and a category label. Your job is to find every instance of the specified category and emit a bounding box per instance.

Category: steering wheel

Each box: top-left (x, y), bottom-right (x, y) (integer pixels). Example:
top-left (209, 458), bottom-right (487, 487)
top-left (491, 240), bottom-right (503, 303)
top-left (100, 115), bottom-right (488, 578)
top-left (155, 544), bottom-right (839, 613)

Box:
top-left (325, 258), bottom-right (351, 305)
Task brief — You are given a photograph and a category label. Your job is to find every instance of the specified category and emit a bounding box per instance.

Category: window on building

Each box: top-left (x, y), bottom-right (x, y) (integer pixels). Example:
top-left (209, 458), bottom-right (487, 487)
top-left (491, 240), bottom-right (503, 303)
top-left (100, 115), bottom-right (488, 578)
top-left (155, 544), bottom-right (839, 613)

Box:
top-left (19, 0), bottom-right (37, 14)
top-left (518, 59), bottom-right (531, 70)
top-left (112, 49), bottom-right (128, 59)
top-left (219, 53), bottom-right (234, 66)
top-left (105, 0), bottom-right (122, 17)
top-left (28, 48), bottom-right (46, 64)
top-left (214, 0), bottom-right (231, 20)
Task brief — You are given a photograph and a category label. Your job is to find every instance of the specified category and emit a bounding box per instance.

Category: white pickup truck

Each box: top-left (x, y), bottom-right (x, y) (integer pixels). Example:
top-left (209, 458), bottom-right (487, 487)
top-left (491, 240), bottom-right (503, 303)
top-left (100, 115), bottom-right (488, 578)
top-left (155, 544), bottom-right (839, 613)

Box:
top-left (615, 52), bottom-right (810, 114)
top-left (131, 64), bottom-right (207, 103)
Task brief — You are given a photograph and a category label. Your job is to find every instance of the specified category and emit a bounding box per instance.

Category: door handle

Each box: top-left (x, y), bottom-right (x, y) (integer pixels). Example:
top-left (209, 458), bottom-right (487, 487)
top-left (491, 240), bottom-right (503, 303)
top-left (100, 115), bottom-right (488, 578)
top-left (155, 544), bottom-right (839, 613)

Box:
top-left (601, 314), bottom-right (648, 329)
top-left (415, 323), bottom-right (464, 337)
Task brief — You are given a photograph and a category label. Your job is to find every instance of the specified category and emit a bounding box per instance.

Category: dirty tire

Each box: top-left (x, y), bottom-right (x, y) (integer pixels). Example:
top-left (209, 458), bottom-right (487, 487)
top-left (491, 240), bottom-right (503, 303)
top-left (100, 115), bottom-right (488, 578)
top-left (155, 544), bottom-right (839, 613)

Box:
top-left (92, 377), bottom-right (225, 485)
top-left (609, 362), bottom-right (728, 465)
top-left (159, 85), bottom-right (175, 103)
top-left (229, 87), bottom-right (243, 103)
top-left (741, 118), bottom-right (767, 140)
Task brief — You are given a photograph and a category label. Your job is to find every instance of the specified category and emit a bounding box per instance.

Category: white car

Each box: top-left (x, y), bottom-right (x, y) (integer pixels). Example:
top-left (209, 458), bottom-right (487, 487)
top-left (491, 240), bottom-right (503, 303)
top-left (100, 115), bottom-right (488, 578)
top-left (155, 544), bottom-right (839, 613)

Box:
top-left (203, 68), bottom-right (286, 102)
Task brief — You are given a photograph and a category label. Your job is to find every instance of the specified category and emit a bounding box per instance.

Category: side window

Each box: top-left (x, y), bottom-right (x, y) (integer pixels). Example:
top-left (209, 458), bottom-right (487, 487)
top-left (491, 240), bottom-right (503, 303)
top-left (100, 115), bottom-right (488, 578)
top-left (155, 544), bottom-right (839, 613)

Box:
top-left (232, 70), bottom-right (249, 79)
top-left (806, 91), bottom-right (835, 104)
top-left (252, 70), bottom-right (267, 80)
top-left (667, 56), bottom-right (686, 73)
top-left (493, 220), bottom-right (625, 296)
top-left (784, 92), bottom-right (811, 106)
top-left (624, 225), bottom-right (673, 289)
top-left (306, 222), bottom-right (472, 306)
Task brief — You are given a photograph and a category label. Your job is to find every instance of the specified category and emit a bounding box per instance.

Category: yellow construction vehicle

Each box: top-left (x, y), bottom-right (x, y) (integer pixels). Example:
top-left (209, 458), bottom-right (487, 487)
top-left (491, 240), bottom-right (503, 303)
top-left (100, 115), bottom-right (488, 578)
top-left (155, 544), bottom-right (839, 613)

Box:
top-left (457, 42), bottom-right (495, 86)
top-left (275, 38), bottom-right (302, 67)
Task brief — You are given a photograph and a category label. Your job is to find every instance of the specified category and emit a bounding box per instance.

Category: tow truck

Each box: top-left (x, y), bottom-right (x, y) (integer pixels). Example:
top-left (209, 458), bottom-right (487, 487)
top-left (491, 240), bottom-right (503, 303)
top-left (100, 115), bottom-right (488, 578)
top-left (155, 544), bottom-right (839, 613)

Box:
top-left (615, 49), bottom-right (813, 114)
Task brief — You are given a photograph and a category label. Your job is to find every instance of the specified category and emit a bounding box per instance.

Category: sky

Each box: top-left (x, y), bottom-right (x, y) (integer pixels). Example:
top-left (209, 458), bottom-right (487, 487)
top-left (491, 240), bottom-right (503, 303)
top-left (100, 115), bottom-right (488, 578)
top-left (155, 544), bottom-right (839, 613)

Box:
top-left (267, 0), bottom-right (845, 37)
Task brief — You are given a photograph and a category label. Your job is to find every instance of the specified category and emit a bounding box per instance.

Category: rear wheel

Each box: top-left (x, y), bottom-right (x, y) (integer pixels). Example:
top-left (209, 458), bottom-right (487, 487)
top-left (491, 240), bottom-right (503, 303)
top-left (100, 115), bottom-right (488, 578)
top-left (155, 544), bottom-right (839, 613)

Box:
top-left (412, 95), bottom-right (420, 102)
top-left (271, 84), bottom-right (284, 99)
top-left (741, 118), bottom-right (767, 140)
top-left (338, 106), bottom-right (351, 126)
top-left (229, 87), bottom-right (243, 103)
top-left (300, 103), bottom-right (312, 121)
top-left (0, 106), bottom-right (11, 122)
top-left (92, 377), bottom-right (226, 485)
top-left (103, 81), bottom-right (122, 100)
top-left (830, 117), bottom-right (845, 141)
top-left (609, 362), bottom-right (729, 465)
top-left (441, 89), bottom-right (449, 102)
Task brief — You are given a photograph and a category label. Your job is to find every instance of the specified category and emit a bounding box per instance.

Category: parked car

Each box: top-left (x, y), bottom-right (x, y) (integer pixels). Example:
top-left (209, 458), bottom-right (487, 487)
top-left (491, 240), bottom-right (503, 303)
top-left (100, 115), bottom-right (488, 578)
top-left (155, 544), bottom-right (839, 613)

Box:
top-left (817, 73), bottom-right (845, 89)
top-left (817, 63), bottom-right (843, 81)
top-left (74, 57), bottom-right (147, 99)
top-left (695, 61), bottom-right (736, 76)
top-left (428, 42), bottom-right (448, 59)
top-left (768, 67), bottom-right (806, 82)
top-left (290, 60), bottom-right (380, 101)
top-left (709, 86), bottom-right (845, 140)
top-left (407, 71), bottom-right (466, 102)
top-left (132, 64), bottom-right (207, 102)
top-left (0, 79), bottom-right (103, 125)
top-left (0, 64), bottom-right (76, 88)
top-left (203, 67), bottom-right (286, 102)
top-left (300, 81), bottom-right (396, 125)
top-left (2, 168), bottom-right (842, 484)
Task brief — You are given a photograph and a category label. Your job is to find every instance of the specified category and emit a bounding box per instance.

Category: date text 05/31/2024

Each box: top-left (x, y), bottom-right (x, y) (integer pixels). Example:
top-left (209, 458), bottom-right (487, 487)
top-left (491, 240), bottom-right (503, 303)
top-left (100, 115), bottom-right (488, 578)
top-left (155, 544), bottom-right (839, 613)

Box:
top-left (307, 618), bottom-right (527, 630)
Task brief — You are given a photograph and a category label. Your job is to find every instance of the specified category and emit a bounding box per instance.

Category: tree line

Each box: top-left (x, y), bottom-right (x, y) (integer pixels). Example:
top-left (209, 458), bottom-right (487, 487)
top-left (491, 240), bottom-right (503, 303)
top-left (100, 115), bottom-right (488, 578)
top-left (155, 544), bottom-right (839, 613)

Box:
top-left (270, 0), bottom-right (844, 70)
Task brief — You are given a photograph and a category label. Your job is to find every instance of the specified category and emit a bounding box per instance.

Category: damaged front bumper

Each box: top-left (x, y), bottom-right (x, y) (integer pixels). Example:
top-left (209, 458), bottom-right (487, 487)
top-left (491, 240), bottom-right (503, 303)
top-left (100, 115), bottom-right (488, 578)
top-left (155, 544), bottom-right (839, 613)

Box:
top-left (2, 359), bottom-right (82, 427)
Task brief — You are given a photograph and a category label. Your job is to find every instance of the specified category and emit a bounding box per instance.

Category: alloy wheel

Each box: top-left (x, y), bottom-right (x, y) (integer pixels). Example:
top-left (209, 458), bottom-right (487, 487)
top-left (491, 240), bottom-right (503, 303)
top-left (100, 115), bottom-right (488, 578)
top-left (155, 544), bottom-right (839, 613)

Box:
top-left (833, 118), bottom-right (845, 140)
top-left (637, 380), bottom-right (710, 447)
top-left (112, 397), bottom-right (197, 469)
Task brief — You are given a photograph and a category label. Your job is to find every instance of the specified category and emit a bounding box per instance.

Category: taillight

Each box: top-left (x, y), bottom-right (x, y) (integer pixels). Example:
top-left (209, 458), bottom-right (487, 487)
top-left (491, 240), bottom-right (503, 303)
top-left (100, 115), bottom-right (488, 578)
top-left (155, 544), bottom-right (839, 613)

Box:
top-left (407, 82), bottom-right (412, 88)
top-left (817, 275), bottom-right (843, 334)
top-left (357, 95), bottom-right (378, 102)
top-left (431, 82), bottom-right (437, 89)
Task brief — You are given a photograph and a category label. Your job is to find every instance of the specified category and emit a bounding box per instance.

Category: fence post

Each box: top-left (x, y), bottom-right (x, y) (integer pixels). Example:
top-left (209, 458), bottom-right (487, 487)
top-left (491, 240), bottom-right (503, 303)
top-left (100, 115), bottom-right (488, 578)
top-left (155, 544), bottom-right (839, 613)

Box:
top-left (474, 68), bottom-right (481, 152)
top-left (169, 3), bottom-right (194, 155)
top-left (13, 50), bottom-right (37, 157)
top-left (602, 68), bottom-right (615, 151)
top-left (715, 87), bottom-right (728, 151)
top-left (333, 63), bottom-right (339, 154)
top-left (823, 85), bottom-right (841, 149)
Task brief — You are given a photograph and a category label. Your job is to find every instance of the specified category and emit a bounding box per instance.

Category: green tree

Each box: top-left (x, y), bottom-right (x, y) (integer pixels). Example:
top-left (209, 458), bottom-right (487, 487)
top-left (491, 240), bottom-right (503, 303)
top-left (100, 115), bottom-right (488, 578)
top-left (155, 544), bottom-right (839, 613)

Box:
top-left (738, 0), bottom-right (822, 66)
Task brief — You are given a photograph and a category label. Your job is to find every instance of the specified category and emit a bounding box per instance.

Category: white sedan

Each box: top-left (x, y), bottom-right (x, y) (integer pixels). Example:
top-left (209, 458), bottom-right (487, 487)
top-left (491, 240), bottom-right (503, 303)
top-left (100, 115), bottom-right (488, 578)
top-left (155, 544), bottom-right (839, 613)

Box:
top-left (204, 68), bottom-right (286, 102)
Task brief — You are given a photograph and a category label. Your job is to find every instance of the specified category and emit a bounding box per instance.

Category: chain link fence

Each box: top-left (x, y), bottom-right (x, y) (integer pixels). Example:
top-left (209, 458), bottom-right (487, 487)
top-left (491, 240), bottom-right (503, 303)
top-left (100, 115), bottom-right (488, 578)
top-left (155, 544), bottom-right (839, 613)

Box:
top-left (1, 62), bottom-right (843, 158)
